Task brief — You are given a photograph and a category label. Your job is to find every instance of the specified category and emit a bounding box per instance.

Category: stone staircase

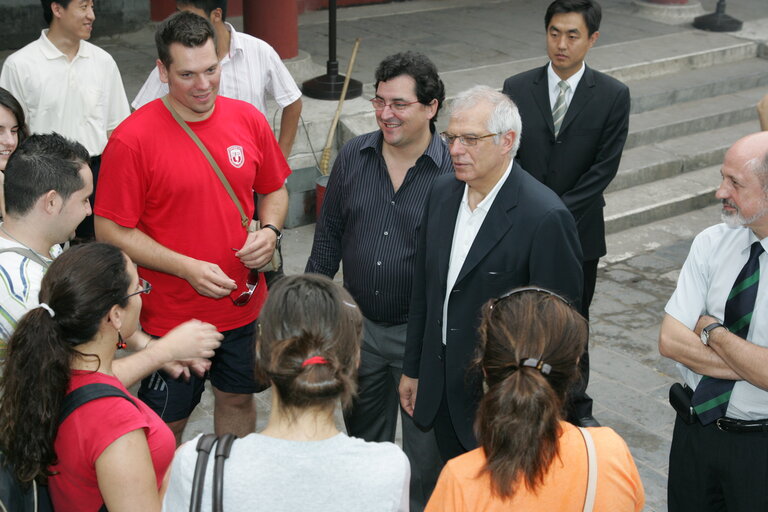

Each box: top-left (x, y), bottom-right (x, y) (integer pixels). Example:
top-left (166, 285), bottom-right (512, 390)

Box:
top-left (604, 35), bottom-right (768, 239)
top-left (286, 30), bottom-right (768, 238)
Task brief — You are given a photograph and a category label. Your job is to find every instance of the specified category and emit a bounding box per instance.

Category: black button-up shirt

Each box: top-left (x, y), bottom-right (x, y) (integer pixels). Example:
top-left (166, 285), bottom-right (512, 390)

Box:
top-left (306, 130), bottom-right (452, 324)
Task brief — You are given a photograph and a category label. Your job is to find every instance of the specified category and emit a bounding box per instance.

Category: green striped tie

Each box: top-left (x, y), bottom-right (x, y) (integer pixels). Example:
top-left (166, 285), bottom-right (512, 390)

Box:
top-left (691, 241), bottom-right (764, 424)
top-left (552, 80), bottom-right (569, 137)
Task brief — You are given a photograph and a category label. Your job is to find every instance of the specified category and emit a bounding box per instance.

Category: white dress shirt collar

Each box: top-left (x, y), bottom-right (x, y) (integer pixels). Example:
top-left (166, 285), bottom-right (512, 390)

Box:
top-left (546, 61), bottom-right (585, 108)
top-left (38, 29), bottom-right (90, 61)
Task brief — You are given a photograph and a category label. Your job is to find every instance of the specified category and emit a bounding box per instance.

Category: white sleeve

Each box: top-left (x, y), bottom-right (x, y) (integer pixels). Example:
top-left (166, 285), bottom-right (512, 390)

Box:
top-left (665, 232), bottom-right (711, 329)
top-left (132, 66), bottom-right (169, 110)
top-left (105, 59), bottom-right (130, 131)
top-left (0, 59), bottom-right (28, 121)
top-left (263, 46), bottom-right (301, 108)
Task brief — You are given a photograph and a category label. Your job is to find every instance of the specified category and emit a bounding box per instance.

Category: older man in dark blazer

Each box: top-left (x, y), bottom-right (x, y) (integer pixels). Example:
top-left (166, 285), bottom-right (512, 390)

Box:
top-left (502, 0), bottom-right (630, 427)
top-left (399, 86), bottom-right (583, 461)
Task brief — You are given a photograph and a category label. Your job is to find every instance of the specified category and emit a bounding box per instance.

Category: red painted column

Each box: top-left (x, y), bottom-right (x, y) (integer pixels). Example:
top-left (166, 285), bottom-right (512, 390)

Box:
top-left (228, 0), bottom-right (242, 17)
top-left (243, 0), bottom-right (298, 59)
top-left (150, 0), bottom-right (176, 21)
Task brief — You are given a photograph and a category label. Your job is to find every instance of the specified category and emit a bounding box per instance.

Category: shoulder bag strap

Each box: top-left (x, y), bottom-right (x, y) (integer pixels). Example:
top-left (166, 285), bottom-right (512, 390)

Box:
top-left (190, 434), bottom-right (218, 512)
top-left (577, 427), bottom-right (598, 512)
top-left (59, 383), bottom-right (136, 424)
top-left (212, 433), bottom-right (236, 512)
top-left (161, 96), bottom-right (249, 229)
top-left (0, 247), bottom-right (50, 270)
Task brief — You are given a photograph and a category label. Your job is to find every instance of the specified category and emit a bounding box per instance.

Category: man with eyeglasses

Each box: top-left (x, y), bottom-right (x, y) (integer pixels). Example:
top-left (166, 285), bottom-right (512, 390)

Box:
top-left (94, 12), bottom-right (290, 444)
top-left (400, 86), bottom-right (583, 462)
top-left (502, 0), bottom-right (630, 428)
top-left (306, 51), bottom-right (449, 511)
top-left (0, 133), bottom-right (221, 384)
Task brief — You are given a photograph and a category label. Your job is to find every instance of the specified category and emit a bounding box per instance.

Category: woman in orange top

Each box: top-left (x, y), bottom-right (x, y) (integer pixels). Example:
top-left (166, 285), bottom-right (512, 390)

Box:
top-left (426, 287), bottom-right (645, 512)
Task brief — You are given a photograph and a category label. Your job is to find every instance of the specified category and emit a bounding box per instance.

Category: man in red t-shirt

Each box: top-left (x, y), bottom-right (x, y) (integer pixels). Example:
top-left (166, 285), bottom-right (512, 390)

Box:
top-left (95, 11), bottom-right (290, 443)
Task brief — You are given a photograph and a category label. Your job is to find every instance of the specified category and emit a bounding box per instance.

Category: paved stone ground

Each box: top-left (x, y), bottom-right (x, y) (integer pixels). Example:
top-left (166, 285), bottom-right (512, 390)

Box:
top-left (2, 0), bottom-right (767, 509)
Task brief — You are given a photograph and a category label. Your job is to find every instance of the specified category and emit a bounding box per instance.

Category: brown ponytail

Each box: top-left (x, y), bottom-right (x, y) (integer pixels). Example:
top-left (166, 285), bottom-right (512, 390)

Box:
top-left (0, 243), bottom-right (131, 484)
top-left (474, 288), bottom-right (588, 498)
top-left (257, 274), bottom-right (363, 410)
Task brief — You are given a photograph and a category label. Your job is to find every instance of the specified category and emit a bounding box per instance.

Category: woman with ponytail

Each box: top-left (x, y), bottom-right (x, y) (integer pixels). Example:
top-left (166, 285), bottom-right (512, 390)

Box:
top-left (426, 287), bottom-right (645, 511)
top-left (0, 242), bottom-right (222, 512)
top-left (164, 274), bottom-right (410, 511)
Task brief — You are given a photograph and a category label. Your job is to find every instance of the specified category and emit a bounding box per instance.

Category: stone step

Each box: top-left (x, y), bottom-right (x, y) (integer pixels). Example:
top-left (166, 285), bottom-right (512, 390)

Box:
top-left (436, 30), bottom-right (760, 97)
top-left (626, 57), bottom-right (768, 115)
top-left (604, 204), bottom-right (720, 266)
top-left (610, 120), bottom-right (756, 192)
top-left (604, 165), bottom-right (719, 235)
top-left (625, 86), bottom-right (765, 150)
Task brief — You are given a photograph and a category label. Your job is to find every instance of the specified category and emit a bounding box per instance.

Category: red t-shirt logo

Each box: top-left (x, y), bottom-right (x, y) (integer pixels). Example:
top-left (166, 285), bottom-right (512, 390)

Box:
top-left (228, 145), bottom-right (244, 168)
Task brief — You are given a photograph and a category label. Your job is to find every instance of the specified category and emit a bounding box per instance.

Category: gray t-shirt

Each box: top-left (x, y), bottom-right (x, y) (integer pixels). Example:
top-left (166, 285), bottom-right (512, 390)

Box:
top-left (163, 432), bottom-right (410, 512)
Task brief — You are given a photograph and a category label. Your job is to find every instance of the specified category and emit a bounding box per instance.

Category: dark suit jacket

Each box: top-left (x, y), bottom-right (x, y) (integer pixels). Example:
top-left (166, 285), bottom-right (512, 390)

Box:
top-left (502, 64), bottom-right (630, 261)
top-left (403, 162), bottom-right (583, 450)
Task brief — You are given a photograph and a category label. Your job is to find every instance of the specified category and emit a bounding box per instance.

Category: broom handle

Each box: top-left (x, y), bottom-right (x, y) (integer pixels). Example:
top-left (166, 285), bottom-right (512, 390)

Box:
top-left (320, 38), bottom-right (361, 175)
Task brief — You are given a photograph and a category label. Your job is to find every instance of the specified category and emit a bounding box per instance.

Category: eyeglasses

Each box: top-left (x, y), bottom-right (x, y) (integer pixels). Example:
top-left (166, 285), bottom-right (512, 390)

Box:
top-left (232, 268), bottom-right (260, 306)
top-left (370, 98), bottom-right (420, 112)
top-left (440, 132), bottom-right (499, 147)
top-left (490, 286), bottom-right (573, 310)
top-left (124, 278), bottom-right (151, 300)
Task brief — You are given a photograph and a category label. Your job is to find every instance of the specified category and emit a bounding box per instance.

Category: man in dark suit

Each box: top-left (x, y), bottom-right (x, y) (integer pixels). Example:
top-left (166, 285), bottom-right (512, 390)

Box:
top-left (399, 86), bottom-right (583, 461)
top-left (502, 0), bottom-right (630, 427)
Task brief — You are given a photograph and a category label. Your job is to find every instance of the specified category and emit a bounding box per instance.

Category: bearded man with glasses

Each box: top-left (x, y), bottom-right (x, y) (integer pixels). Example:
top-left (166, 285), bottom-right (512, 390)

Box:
top-left (306, 51), bottom-right (449, 512)
top-left (399, 86), bottom-right (583, 463)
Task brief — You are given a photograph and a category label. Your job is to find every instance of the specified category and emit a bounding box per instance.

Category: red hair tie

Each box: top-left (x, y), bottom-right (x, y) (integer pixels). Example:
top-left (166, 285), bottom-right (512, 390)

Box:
top-left (302, 356), bottom-right (328, 368)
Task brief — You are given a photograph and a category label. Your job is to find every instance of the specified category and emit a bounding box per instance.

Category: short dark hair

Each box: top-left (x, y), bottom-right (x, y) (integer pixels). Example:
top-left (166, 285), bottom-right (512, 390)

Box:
top-left (155, 10), bottom-right (217, 69)
top-left (374, 51), bottom-right (445, 129)
top-left (176, 0), bottom-right (227, 19)
top-left (0, 88), bottom-right (29, 147)
top-left (545, 0), bottom-right (602, 36)
top-left (40, 0), bottom-right (72, 26)
top-left (256, 274), bottom-right (363, 411)
top-left (4, 133), bottom-right (89, 217)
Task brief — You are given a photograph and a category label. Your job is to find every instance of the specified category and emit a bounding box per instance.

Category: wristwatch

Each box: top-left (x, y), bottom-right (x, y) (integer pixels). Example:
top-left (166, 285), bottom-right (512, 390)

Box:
top-left (700, 322), bottom-right (725, 345)
top-left (262, 224), bottom-right (283, 242)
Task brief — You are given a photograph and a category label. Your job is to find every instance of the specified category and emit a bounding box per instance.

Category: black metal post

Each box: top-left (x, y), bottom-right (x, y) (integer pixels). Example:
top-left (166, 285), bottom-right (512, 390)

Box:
top-left (693, 0), bottom-right (743, 32)
top-left (302, 0), bottom-right (363, 100)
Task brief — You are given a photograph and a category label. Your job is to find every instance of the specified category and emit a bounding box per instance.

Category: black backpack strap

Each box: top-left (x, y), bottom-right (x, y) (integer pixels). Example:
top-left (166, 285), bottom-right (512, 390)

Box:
top-left (59, 383), bottom-right (137, 424)
top-left (212, 434), bottom-right (236, 512)
top-left (190, 434), bottom-right (218, 512)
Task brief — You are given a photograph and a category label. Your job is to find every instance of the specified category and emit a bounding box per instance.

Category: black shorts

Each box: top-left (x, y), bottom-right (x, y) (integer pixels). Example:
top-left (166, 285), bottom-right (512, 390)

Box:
top-left (138, 321), bottom-right (267, 422)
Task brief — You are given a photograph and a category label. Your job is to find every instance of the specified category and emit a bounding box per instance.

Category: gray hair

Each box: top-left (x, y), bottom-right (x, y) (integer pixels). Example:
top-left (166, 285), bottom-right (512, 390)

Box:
top-left (450, 85), bottom-right (522, 157)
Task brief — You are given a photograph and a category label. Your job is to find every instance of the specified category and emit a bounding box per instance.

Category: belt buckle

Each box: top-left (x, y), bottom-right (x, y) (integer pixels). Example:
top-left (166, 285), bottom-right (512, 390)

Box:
top-left (716, 418), bottom-right (727, 431)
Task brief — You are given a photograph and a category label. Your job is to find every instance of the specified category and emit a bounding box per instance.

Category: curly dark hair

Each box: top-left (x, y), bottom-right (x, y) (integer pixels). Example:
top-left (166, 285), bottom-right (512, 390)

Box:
top-left (0, 243), bottom-right (132, 485)
top-left (374, 51), bottom-right (445, 130)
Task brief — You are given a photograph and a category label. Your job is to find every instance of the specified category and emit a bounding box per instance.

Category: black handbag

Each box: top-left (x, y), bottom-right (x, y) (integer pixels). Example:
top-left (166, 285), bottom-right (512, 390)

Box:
top-left (189, 433), bottom-right (236, 512)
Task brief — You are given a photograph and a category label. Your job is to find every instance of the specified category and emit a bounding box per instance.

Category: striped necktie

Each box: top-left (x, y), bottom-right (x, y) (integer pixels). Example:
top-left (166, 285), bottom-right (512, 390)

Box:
top-left (552, 80), bottom-right (570, 137)
top-left (691, 240), bottom-right (764, 425)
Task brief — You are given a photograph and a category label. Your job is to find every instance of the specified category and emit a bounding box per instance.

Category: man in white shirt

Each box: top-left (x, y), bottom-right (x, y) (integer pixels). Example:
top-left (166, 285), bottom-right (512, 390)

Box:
top-left (132, 0), bottom-right (303, 160)
top-left (659, 131), bottom-right (768, 511)
top-left (0, 0), bottom-right (130, 241)
top-left (399, 86), bottom-right (583, 461)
